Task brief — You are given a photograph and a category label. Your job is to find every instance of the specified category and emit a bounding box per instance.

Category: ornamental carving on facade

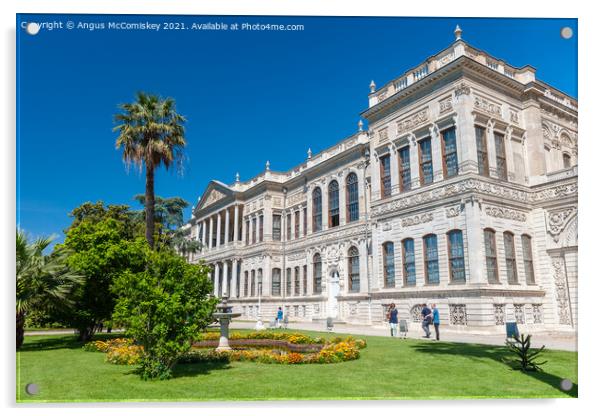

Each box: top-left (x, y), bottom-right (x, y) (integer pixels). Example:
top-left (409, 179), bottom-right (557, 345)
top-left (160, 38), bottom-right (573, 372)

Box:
top-left (204, 189), bottom-right (226, 207)
top-left (532, 304), bottom-right (543, 324)
top-left (287, 191), bottom-right (306, 207)
top-left (474, 95), bottom-right (502, 117)
top-left (396, 108), bottom-right (429, 135)
top-left (410, 304), bottom-right (423, 322)
top-left (378, 127), bottom-right (389, 143)
top-left (509, 109), bottom-right (519, 124)
top-left (401, 212), bottom-right (434, 227)
top-left (439, 97), bottom-right (453, 114)
top-left (450, 304), bottom-right (467, 325)
top-left (272, 197), bottom-right (282, 208)
top-left (552, 257), bottom-right (571, 325)
top-left (454, 82), bottom-right (471, 97)
top-left (484, 205), bottom-right (527, 222)
top-left (547, 206), bottom-right (577, 242)
top-left (494, 304), bottom-right (505, 325)
top-left (445, 205), bottom-right (462, 218)
top-left (514, 304), bottom-right (525, 324)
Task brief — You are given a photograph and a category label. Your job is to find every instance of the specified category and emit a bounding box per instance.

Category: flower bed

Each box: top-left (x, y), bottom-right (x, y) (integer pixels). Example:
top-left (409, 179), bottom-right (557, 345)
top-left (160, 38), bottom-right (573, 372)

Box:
top-left (84, 333), bottom-right (367, 366)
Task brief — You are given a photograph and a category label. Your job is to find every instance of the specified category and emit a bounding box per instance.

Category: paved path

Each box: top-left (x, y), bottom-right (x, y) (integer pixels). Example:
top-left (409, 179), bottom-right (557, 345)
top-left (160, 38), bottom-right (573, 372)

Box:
top-left (25, 322), bottom-right (577, 351)
top-left (230, 320), bottom-right (578, 351)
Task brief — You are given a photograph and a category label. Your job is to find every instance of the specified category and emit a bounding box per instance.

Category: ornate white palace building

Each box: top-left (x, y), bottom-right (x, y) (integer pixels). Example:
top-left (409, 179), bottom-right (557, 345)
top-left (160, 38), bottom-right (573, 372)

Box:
top-left (184, 27), bottom-right (577, 333)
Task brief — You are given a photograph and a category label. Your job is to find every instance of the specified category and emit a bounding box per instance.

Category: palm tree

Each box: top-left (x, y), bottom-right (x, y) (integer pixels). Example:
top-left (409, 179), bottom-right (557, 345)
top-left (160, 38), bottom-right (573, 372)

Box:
top-left (16, 230), bottom-right (82, 349)
top-left (114, 92), bottom-right (186, 249)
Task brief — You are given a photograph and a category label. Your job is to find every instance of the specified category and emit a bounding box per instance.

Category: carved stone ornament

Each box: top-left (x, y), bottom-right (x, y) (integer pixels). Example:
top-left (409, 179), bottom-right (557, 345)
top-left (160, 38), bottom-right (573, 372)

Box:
top-left (547, 206), bottom-right (577, 242)
top-left (204, 189), bottom-right (226, 207)
top-left (454, 82), bottom-right (471, 97)
top-left (396, 108), bottom-right (429, 135)
top-left (474, 95), bottom-right (502, 117)
top-left (439, 97), bottom-right (453, 114)
top-left (445, 205), bottom-right (462, 218)
top-left (484, 205), bottom-right (527, 222)
top-left (401, 212), bottom-right (434, 227)
top-left (551, 257), bottom-right (571, 325)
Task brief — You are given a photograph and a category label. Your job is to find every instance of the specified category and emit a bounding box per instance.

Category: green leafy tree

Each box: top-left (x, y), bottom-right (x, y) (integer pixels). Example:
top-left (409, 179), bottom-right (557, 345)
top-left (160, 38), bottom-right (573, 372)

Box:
top-left (16, 229), bottom-right (82, 349)
top-left (114, 92), bottom-right (187, 249)
top-left (112, 250), bottom-right (217, 380)
top-left (57, 202), bottom-right (148, 341)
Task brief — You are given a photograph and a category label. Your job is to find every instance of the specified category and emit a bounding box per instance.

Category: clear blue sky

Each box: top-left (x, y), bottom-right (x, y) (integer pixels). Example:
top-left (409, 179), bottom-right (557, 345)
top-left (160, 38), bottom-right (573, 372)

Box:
top-left (16, 15), bottom-right (577, 243)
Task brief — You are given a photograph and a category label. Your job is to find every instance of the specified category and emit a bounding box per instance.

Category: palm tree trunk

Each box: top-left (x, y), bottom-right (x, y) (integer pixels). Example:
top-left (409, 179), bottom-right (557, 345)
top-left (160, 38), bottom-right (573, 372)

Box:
top-left (145, 163), bottom-right (155, 249)
top-left (16, 311), bottom-right (25, 349)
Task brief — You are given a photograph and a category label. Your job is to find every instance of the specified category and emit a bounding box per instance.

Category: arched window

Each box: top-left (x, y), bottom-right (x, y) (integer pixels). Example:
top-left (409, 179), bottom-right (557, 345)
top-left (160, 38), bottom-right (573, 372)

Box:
top-left (447, 230), bottom-right (466, 282)
top-left (312, 187), bottom-right (322, 232)
top-left (423, 234), bottom-right (439, 284)
top-left (484, 228), bottom-right (499, 283)
top-left (251, 270), bottom-right (256, 297)
top-left (563, 153), bottom-right (572, 169)
top-left (286, 268), bottom-right (292, 296)
top-left (521, 235), bottom-right (535, 285)
top-left (503, 232), bottom-right (518, 284)
top-left (328, 180), bottom-right (340, 228)
top-left (348, 246), bottom-right (360, 292)
top-left (271, 268), bottom-right (281, 296)
top-left (383, 242), bottom-right (395, 288)
top-left (402, 238), bottom-right (416, 286)
top-left (346, 173), bottom-right (359, 222)
top-left (294, 267), bottom-right (300, 296)
top-left (257, 268), bottom-right (263, 296)
top-left (313, 253), bottom-right (322, 294)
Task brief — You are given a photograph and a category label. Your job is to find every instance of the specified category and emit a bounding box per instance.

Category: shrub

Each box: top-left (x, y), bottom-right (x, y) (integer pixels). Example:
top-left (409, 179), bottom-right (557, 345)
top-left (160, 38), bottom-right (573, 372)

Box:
top-left (83, 338), bottom-right (132, 353)
top-left (112, 250), bottom-right (217, 380)
top-left (106, 344), bottom-right (143, 365)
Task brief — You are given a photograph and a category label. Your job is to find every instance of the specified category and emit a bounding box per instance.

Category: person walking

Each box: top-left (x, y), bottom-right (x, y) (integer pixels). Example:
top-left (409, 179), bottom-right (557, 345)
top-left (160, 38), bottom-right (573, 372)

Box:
top-left (388, 303), bottom-right (399, 337)
top-left (276, 307), bottom-right (283, 328)
top-left (421, 303), bottom-right (432, 338)
top-left (431, 303), bottom-right (440, 341)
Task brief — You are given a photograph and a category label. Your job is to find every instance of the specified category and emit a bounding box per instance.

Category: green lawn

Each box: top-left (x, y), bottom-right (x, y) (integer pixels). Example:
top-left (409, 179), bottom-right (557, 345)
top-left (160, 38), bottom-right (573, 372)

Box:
top-left (17, 330), bottom-right (577, 402)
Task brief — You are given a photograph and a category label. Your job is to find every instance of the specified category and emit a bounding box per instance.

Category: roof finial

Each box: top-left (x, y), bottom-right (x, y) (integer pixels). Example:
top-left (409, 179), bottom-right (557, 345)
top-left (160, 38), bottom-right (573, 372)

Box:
top-left (358, 120), bottom-right (364, 132)
top-left (307, 148), bottom-right (312, 159)
top-left (454, 24), bottom-right (462, 41)
top-left (235, 172), bottom-right (240, 182)
top-left (265, 160), bottom-right (270, 171)
top-left (369, 80), bottom-right (376, 93)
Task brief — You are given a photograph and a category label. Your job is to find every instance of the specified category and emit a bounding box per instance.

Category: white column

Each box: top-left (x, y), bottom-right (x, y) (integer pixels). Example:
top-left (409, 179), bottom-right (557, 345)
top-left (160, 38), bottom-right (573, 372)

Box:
top-left (208, 216), bottom-right (214, 249)
top-left (213, 263), bottom-right (219, 296)
top-left (216, 211), bottom-right (222, 246)
top-left (486, 123), bottom-right (498, 178)
top-left (263, 256), bottom-right (271, 297)
top-left (233, 205), bottom-right (240, 243)
top-left (359, 242), bottom-right (369, 293)
top-left (322, 189), bottom-right (328, 230)
top-left (307, 252), bottom-right (314, 295)
top-left (232, 259), bottom-right (239, 298)
top-left (504, 128), bottom-right (516, 181)
top-left (464, 199), bottom-right (486, 284)
top-left (242, 215), bottom-right (248, 245)
top-left (224, 207), bottom-right (230, 245)
top-left (222, 261), bottom-right (229, 297)
top-left (409, 137), bottom-right (421, 189)
top-left (201, 219), bottom-right (207, 249)
top-left (389, 146), bottom-right (400, 195)
top-left (300, 205), bottom-right (306, 237)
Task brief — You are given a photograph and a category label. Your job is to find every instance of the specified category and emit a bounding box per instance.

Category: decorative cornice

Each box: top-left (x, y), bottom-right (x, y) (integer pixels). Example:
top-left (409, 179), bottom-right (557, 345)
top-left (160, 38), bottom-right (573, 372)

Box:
top-left (484, 205), bottom-right (527, 222)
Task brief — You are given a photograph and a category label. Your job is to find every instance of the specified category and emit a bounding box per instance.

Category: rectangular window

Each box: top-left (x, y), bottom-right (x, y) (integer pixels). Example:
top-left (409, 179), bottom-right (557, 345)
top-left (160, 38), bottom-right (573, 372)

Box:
top-left (522, 235), bottom-right (536, 285)
top-left (402, 239), bottom-right (416, 286)
top-left (398, 146), bottom-right (412, 192)
top-left (423, 234), bottom-right (440, 284)
top-left (252, 218), bottom-right (257, 244)
top-left (294, 267), bottom-right (300, 296)
top-left (447, 230), bottom-right (466, 282)
top-left (475, 126), bottom-right (489, 176)
top-left (504, 232), bottom-right (518, 284)
top-left (494, 132), bottom-right (507, 180)
top-left (349, 251), bottom-right (360, 292)
top-left (245, 220), bottom-right (249, 245)
top-left (313, 257), bottom-right (322, 294)
top-left (286, 213), bottom-right (292, 240)
top-left (259, 215), bottom-right (264, 242)
top-left (303, 265), bottom-right (308, 295)
top-left (380, 154), bottom-right (391, 197)
top-left (303, 208), bottom-right (308, 236)
top-left (271, 268), bottom-right (281, 296)
top-left (251, 270), bottom-right (256, 297)
top-left (383, 242), bottom-right (395, 288)
top-left (441, 127), bottom-right (458, 178)
top-left (244, 271), bottom-right (249, 297)
top-left (294, 211), bottom-right (300, 239)
top-left (286, 268), bottom-right (292, 296)
top-left (419, 138), bottom-right (434, 185)
top-left (484, 229), bottom-right (499, 283)
top-left (272, 214), bottom-right (281, 241)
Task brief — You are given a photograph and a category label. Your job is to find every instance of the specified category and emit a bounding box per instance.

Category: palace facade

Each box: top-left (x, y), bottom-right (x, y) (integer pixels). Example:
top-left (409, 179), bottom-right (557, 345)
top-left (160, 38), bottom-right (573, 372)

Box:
top-left (184, 27), bottom-right (578, 333)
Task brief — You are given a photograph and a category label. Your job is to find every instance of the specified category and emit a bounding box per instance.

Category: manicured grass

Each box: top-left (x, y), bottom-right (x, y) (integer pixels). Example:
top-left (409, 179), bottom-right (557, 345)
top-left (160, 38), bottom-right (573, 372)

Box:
top-left (17, 330), bottom-right (577, 402)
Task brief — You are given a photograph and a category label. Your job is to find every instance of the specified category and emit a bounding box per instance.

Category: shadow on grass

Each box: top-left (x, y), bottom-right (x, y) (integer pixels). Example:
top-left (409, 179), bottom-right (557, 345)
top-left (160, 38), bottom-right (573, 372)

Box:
top-left (19, 333), bottom-right (123, 352)
top-left (410, 341), bottom-right (577, 398)
top-left (171, 360), bottom-right (232, 379)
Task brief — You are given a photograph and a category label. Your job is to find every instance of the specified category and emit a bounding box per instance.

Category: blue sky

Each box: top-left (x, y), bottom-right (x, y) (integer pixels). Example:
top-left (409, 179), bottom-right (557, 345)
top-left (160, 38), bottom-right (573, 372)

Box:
top-left (16, 15), bottom-right (577, 243)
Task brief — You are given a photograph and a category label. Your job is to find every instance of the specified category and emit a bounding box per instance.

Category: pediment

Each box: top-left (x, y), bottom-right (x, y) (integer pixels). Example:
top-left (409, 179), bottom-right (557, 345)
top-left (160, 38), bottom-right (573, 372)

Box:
top-left (195, 181), bottom-right (234, 214)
